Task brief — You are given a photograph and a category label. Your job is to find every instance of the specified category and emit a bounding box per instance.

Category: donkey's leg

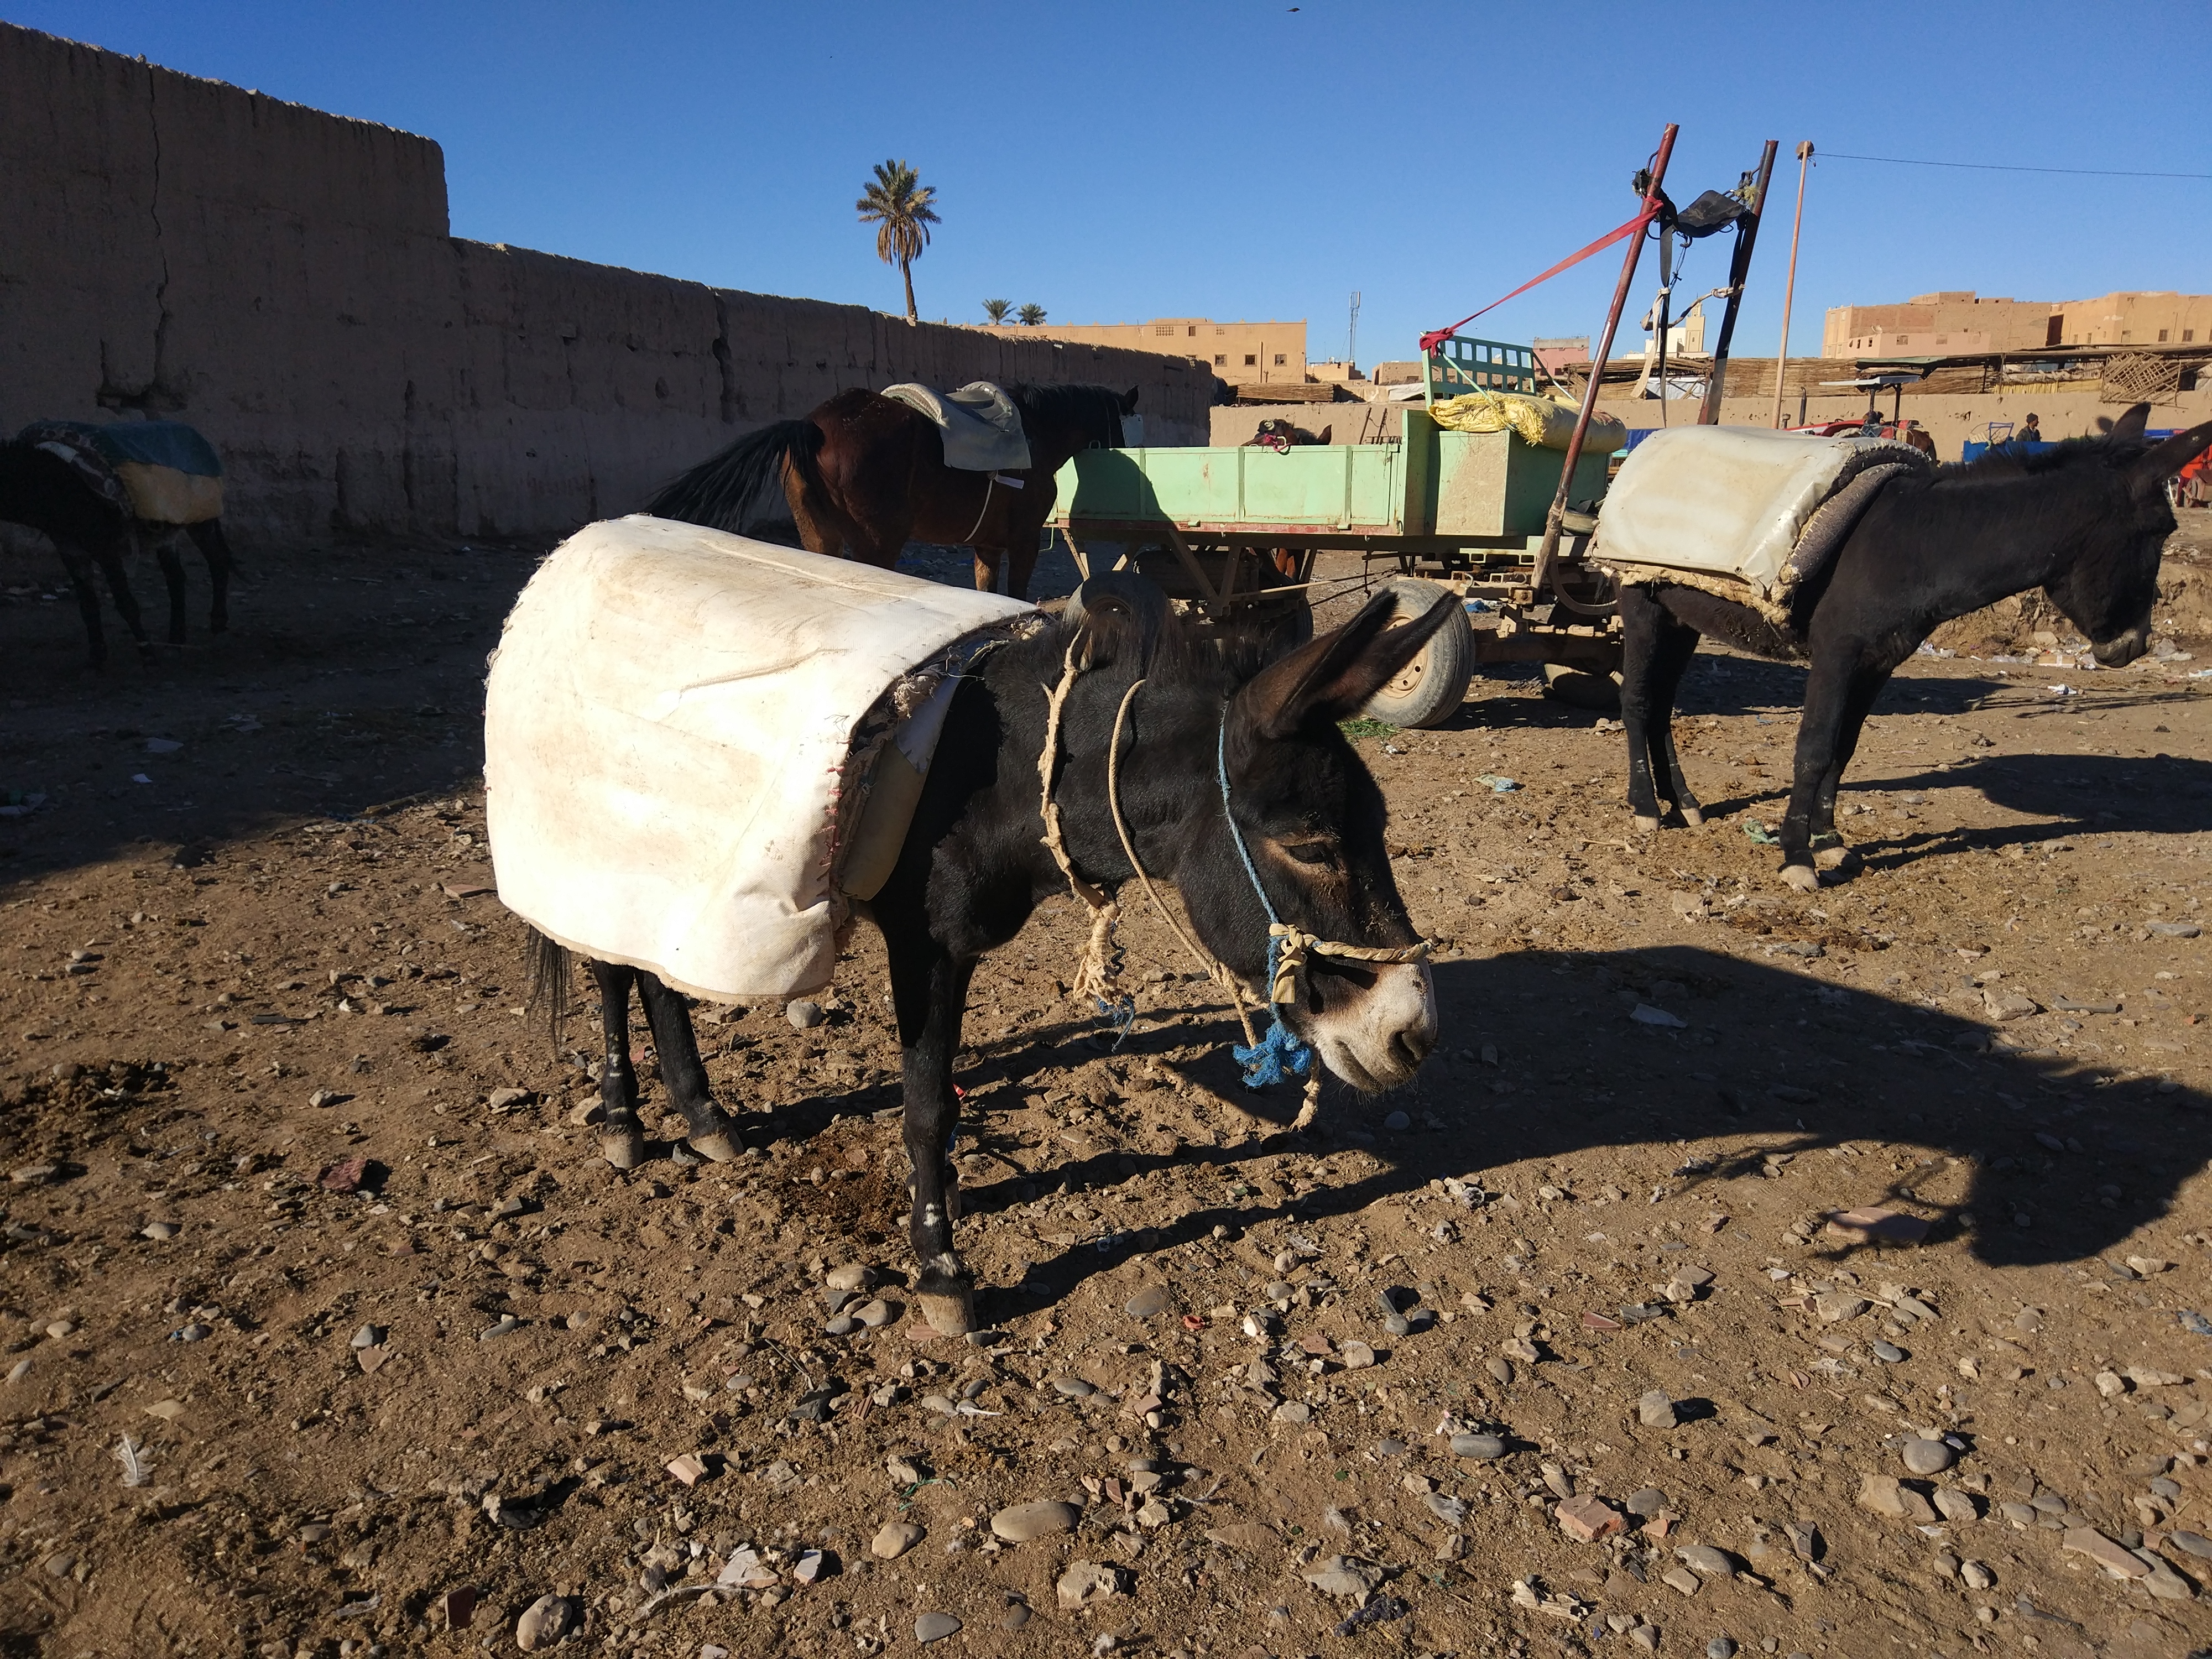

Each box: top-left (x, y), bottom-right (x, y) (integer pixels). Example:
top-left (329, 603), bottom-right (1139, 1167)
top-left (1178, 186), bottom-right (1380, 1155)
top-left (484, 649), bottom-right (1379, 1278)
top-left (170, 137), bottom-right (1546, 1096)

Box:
top-left (587, 959), bottom-right (650, 1170)
top-left (971, 545), bottom-right (1006, 594)
top-left (1811, 666), bottom-right (1893, 869)
top-left (52, 542), bottom-right (108, 667)
top-left (153, 531), bottom-right (188, 644)
top-left (888, 932), bottom-right (979, 1335)
top-left (1617, 585), bottom-right (1670, 831)
top-left (636, 972), bottom-right (741, 1161)
top-left (1777, 651), bottom-right (1864, 891)
top-left (1642, 608), bottom-right (1707, 826)
top-left (185, 518), bottom-right (232, 633)
top-left (92, 536), bottom-right (155, 664)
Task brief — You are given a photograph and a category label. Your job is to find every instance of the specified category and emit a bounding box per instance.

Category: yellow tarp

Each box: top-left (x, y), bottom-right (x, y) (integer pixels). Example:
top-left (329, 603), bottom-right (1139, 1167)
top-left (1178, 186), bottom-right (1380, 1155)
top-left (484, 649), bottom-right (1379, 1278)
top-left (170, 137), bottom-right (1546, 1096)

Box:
top-left (1430, 390), bottom-right (1627, 456)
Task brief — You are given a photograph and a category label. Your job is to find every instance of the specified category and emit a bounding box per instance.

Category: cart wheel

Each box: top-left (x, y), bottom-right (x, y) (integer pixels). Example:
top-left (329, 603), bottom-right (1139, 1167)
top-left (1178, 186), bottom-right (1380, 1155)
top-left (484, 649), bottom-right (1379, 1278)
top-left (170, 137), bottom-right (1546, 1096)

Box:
top-left (1360, 577), bottom-right (1474, 729)
top-left (1542, 661), bottom-right (1623, 712)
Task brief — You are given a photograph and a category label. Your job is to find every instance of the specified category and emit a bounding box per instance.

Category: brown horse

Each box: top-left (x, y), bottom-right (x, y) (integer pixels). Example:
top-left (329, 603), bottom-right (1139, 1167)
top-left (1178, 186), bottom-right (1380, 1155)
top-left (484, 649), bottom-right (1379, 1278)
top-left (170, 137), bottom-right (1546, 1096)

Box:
top-left (646, 383), bottom-right (1134, 599)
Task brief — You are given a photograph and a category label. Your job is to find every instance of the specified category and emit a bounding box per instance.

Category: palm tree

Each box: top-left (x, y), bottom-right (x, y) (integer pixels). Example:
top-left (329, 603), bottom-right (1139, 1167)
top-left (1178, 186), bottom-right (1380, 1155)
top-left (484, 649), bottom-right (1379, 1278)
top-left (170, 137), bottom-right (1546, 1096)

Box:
top-left (1015, 303), bottom-right (1047, 327)
top-left (981, 299), bottom-right (1012, 325)
top-left (855, 159), bottom-right (941, 325)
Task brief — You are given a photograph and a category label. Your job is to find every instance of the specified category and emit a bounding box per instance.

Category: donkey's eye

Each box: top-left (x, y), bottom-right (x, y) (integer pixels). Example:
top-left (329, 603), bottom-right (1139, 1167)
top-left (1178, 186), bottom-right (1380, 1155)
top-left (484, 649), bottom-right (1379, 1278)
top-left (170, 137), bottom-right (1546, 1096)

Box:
top-left (1281, 841), bottom-right (1335, 866)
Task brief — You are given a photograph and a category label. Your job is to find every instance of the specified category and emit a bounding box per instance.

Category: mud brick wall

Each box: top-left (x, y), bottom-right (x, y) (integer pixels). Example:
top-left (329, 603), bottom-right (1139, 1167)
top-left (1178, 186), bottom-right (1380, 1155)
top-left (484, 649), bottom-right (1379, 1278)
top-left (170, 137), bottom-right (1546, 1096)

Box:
top-left (0, 23), bottom-right (1212, 546)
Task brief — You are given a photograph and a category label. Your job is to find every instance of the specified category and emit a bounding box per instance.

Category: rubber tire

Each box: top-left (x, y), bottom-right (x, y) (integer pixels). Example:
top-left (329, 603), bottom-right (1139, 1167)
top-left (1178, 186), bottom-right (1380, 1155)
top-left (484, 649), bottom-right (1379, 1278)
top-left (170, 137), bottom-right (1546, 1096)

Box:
top-left (1542, 661), bottom-right (1623, 713)
top-left (1360, 576), bottom-right (1475, 729)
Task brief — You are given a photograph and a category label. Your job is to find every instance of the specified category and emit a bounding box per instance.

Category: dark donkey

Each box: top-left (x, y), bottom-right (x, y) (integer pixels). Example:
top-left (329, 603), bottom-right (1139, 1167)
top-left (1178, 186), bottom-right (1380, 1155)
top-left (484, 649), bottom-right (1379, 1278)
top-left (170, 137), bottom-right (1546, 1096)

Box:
top-left (646, 382), bottom-right (1134, 601)
top-left (528, 584), bottom-right (1455, 1335)
top-left (1619, 404), bottom-right (2212, 888)
top-left (0, 435), bottom-right (233, 666)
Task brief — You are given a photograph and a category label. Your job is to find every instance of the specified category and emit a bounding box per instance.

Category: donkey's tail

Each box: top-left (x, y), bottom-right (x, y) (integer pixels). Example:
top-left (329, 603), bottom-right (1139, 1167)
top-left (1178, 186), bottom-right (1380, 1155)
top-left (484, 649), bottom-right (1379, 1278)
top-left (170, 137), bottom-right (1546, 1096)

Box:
top-left (646, 419), bottom-right (823, 534)
top-left (524, 926), bottom-right (572, 1051)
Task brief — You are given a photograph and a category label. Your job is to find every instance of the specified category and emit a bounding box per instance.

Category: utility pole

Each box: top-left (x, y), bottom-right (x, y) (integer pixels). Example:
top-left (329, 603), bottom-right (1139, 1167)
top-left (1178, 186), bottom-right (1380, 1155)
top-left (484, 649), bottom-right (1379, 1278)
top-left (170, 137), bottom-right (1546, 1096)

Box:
top-left (1697, 138), bottom-right (1779, 425)
top-left (1348, 291), bottom-right (1361, 369)
top-left (1770, 141), bottom-right (1815, 429)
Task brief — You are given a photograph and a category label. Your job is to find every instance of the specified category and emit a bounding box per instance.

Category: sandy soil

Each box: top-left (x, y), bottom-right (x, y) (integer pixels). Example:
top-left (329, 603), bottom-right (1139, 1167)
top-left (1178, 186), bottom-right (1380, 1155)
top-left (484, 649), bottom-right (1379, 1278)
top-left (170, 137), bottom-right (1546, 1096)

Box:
top-left (3, 524), bottom-right (2212, 1659)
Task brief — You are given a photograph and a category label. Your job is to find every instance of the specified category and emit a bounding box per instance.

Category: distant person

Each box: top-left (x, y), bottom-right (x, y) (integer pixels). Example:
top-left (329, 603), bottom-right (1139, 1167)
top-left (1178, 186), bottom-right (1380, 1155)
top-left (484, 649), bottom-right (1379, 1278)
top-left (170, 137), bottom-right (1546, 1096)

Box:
top-left (1902, 420), bottom-right (1937, 459)
top-left (1859, 407), bottom-right (1884, 438)
top-left (2018, 413), bottom-right (2042, 446)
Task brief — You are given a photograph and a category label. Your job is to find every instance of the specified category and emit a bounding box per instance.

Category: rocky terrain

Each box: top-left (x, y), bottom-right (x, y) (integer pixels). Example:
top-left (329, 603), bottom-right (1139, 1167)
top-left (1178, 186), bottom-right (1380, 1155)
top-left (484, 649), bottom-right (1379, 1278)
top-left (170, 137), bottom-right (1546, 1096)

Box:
top-left (1, 525), bottom-right (2210, 1659)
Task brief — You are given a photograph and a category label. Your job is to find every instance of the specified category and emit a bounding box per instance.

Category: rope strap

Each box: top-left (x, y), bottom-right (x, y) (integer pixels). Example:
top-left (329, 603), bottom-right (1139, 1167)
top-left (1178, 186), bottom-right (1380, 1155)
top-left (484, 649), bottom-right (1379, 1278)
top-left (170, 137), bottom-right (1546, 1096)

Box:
top-left (1264, 923), bottom-right (1431, 1008)
top-left (1037, 644), bottom-right (1133, 1035)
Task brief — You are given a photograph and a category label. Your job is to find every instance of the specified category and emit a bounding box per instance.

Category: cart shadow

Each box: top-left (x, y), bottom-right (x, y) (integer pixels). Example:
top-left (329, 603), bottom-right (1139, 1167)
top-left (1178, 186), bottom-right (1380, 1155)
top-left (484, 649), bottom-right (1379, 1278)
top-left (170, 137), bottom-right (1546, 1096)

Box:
top-left (872, 945), bottom-right (2212, 1316)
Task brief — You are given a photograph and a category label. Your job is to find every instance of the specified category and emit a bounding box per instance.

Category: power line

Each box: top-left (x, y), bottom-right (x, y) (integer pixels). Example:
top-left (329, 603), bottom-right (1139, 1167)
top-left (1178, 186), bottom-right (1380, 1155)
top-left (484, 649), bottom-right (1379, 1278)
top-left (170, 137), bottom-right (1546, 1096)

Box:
top-left (1821, 150), bottom-right (2212, 182)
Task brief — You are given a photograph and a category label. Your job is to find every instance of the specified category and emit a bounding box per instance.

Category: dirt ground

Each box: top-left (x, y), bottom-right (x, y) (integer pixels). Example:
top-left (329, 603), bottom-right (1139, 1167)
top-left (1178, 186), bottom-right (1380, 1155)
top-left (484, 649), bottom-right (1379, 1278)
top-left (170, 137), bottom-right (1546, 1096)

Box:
top-left (3, 521), bottom-right (2212, 1659)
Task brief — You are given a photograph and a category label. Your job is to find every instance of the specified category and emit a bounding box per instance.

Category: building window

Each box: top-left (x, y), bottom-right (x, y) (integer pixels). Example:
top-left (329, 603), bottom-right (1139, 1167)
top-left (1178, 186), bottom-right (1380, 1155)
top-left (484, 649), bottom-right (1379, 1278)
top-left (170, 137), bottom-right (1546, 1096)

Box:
top-left (1214, 327), bottom-right (1225, 335)
top-left (1896, 336), bottom-right (1909, 345)
top-left (1214, 354), bottom-right (1227, 365)
top-left (1187, 325), bottom-right (1198, 336)
top-left (1154, 325), bottom-right (1176, 336)
top-left (2159, 328), bottom-right (2170, 342)
top-left (1273, 354), bottom-right (1286, 366)
top-left (2188, 330), bottom-right (2198, 343)
top-left (1244, 354), bottom-right (1257, 366)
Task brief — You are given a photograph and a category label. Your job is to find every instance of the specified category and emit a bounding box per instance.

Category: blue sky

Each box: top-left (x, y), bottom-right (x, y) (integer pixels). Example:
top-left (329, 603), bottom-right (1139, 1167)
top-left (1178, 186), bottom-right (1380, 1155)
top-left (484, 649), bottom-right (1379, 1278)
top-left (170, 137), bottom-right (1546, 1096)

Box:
top-left (12, 2), bottom-right (2208, 367)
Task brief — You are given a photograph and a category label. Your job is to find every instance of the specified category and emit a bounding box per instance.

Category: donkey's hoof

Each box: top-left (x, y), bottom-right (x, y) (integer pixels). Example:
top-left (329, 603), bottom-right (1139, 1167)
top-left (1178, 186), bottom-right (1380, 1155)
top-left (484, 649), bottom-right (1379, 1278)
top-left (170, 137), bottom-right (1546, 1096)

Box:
top-left (1778, 863), bottom-right (1821, 893)
top-left (1813, 843), bottom-right (1855, 872)
top-left (1681, 806), bottom-right (1706, 827)
top-left (1632, 814), bottom-right (1661, 834)
top-left (600, 1128), bottom-right (648, 1171)
top-left (688, 1130), bottom-right (742, 1163)
top-left (916, 1284), bottom-right (978, 1338)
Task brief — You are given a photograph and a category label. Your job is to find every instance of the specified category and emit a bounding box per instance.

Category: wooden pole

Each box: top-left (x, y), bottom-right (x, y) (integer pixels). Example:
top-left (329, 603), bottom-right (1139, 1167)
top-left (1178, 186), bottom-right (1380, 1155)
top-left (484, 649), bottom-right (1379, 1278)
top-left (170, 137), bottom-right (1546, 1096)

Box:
top-left (1697, 138), bottom-right (1778, 425)
top-left (1769, 141), bottom-right (1815, 429)
top-left (1530, 122), bottom-right (1678, 599)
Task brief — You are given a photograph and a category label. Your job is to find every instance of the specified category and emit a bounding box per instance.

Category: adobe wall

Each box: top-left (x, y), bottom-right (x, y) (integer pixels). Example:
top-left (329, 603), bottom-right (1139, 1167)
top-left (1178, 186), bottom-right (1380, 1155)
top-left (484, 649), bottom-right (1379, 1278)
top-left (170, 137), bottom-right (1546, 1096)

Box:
top-left (0, 23), bottom-right (1212, 547)
top-left (1597, 388), bottom-right (2212, 462)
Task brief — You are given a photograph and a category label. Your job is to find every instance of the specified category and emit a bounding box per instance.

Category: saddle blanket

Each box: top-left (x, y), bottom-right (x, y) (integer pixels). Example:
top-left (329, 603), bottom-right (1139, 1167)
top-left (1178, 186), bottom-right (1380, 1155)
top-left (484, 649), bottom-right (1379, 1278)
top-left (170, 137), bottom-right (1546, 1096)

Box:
top-left (1595, 425), bottom-right (1923, 600)
top-left (18, 419), bottom-right (224, 525)
top-left (484, 516), bottom-right (1033, 1001)
top-left (878, 381), bottom-right (1032, 472)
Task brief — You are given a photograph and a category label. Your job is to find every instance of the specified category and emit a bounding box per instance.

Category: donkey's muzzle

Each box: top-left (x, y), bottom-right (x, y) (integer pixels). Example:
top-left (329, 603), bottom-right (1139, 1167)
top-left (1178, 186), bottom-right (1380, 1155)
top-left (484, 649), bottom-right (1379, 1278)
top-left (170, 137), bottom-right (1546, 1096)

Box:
top-left (2093, 619), bottom-right (2151, 667)
top-left (1305, 960), bottom-right (1437, 1094)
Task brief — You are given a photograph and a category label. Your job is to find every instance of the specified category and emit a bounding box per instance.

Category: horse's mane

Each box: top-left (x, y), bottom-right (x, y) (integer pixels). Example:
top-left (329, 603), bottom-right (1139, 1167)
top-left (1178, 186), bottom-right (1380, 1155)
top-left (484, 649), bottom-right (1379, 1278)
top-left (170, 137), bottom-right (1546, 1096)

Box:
top-left (1007, 382), bottom-right (1125, 435)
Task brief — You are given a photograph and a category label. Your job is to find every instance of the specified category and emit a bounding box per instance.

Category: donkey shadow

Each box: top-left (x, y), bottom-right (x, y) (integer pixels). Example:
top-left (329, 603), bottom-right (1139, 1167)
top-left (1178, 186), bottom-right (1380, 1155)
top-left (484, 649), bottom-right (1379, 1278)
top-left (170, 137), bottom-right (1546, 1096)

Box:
top-left (1836, 750), bottom-right (2212, 872)
top-left (917, 944), bottom-right (2212, 1311)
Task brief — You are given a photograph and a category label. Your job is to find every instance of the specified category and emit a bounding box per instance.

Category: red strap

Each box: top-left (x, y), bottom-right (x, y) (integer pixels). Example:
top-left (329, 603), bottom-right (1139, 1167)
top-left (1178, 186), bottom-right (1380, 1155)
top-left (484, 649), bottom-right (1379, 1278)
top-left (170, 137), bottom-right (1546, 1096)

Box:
top-left (1419, 199), bottom-right (1662, 356)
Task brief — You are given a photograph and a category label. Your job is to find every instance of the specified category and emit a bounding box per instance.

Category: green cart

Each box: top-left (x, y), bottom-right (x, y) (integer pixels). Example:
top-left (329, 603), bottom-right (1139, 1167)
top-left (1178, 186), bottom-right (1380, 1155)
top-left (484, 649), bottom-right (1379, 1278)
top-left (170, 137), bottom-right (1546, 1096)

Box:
top-left (1048, 338), bottom-right (1623, 727)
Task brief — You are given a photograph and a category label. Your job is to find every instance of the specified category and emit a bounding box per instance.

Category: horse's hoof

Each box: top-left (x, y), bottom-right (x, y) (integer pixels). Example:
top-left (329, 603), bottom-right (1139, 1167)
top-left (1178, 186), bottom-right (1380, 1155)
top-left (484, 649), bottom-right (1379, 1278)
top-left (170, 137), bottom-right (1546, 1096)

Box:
top-left (1682, 807), bottom-right (1705, 827)
top-left (688, 1130), bottom-right (742, 1163)
top-left (600, 1129), bottom-right (648, 1170)
top-left (1632, 815), bottom-right (1661, 834)
top-left (1813, 843), bottom-right (1854, 872)
top-left (916, 1285), bottom-right (977, 1338)
top-left (1778, 863), bottom-right (1820, 893)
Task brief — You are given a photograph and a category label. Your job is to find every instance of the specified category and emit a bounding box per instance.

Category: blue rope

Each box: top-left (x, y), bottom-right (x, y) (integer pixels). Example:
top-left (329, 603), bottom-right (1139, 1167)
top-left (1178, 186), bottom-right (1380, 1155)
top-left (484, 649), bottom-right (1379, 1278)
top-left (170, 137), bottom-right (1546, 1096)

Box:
top-left (1216, 720), bottom-right (1314, 1089)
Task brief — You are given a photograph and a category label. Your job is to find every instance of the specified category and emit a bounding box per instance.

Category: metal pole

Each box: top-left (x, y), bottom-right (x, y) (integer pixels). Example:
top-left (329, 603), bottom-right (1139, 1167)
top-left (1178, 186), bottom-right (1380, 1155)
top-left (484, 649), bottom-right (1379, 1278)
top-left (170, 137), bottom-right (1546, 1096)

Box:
top-left (1531, 122), bottom-right (1678, 599)
top-left (1655, 231), bottom-right (1674, 427)
top-left (1769, 140), bottom-right (1814, 429)
top-left (1698, 138), bottom-right (1778, 425)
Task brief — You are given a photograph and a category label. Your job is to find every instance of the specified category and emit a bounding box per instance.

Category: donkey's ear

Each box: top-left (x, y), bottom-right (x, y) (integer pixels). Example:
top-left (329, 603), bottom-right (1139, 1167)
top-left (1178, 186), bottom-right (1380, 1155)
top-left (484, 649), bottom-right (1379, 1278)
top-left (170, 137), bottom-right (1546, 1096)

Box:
top-left (1314, 425), bottom-right (1333, 446)
top-left (2133, 418), bottom-right (2212, 485)
top-left (2109, 403), bottom-right (2152, 444)
top-left (1237, 589), bottom-right (1459, 738)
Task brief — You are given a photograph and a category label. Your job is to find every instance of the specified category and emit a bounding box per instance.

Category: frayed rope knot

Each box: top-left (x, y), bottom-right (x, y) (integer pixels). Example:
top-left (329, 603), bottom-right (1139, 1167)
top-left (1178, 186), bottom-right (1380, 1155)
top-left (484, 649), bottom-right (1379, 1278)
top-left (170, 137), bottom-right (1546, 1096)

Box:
top-left (1234, 936), bottom-right (1313, 1087)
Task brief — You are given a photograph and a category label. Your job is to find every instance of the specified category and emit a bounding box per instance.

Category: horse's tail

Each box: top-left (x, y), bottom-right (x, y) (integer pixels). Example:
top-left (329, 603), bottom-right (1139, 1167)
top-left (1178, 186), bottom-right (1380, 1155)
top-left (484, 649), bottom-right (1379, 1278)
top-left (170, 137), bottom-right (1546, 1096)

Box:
top-left (646, 419), bottom-right (823, 534)
top-left (524, 925), bottom-right (572, 1051)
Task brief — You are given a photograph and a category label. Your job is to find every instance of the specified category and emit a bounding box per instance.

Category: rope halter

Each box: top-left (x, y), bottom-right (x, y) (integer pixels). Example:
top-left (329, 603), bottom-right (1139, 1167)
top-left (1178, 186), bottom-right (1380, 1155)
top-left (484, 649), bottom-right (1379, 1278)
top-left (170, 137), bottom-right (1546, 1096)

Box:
top-left (1212, 717), bottom-right (1432, 1089)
